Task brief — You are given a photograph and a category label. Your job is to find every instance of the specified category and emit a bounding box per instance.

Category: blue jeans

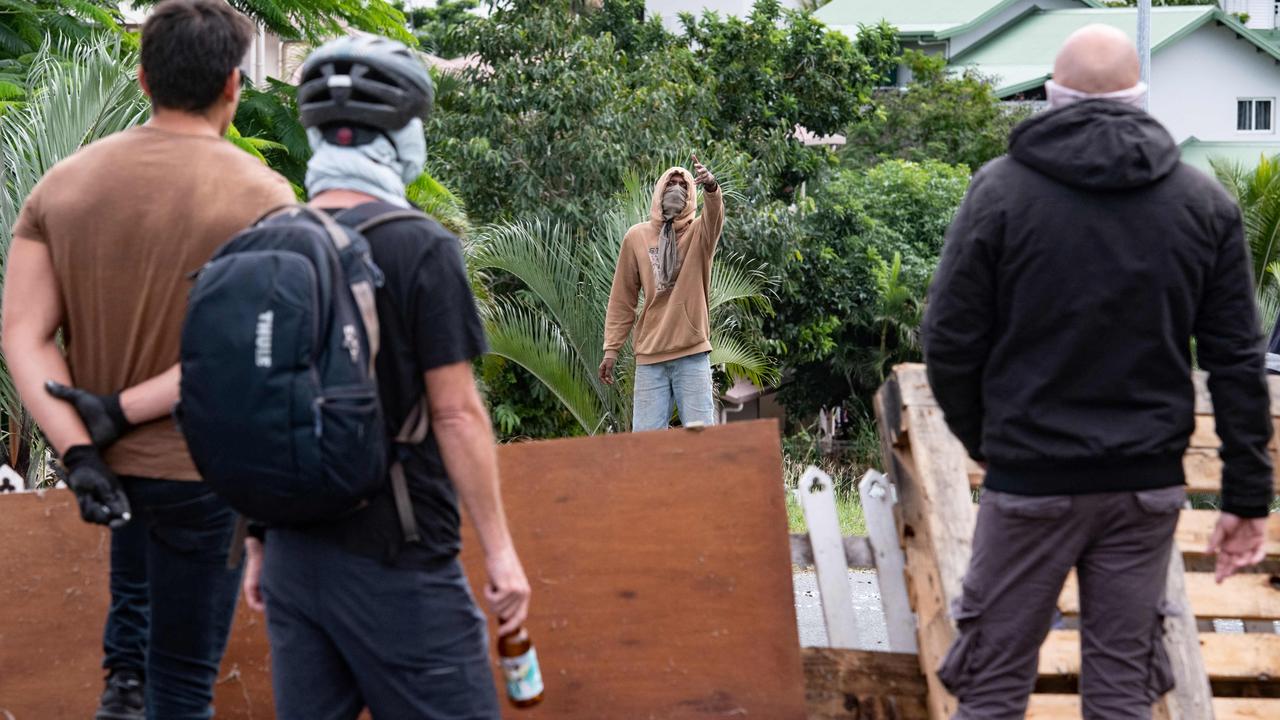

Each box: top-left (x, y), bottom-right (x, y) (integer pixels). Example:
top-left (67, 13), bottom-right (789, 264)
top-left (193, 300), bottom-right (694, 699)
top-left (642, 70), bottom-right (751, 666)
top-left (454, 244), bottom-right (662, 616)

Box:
top-left (632, 351), bottom-right (716, 431)
top-left (262, 530), bottom-right (500, 720)
top-left (103, 478), bottom-right (243, 719)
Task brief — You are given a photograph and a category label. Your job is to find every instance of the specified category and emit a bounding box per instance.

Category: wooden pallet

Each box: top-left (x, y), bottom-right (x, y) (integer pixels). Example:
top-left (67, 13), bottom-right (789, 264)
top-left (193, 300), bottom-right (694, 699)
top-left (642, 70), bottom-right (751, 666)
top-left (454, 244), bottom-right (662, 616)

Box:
top-left (874, 364), bottom-right (1280, 719)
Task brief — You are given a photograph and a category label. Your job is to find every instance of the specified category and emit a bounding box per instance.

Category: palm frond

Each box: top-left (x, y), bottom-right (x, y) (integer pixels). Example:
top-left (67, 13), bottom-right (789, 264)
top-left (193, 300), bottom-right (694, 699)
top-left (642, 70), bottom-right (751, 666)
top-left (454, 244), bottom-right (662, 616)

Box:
top-left (0, 36), bottom-right (146, 420)
top-left (710, 329), bottom-right (779, 389)
top-left (481, 298), bottom-right (607, 434)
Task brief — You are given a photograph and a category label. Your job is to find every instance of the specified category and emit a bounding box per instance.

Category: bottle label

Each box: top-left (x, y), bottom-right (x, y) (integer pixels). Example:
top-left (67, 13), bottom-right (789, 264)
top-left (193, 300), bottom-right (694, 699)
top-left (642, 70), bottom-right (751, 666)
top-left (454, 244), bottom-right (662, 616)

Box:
top-left (501, 647), bottom-right (544, 702)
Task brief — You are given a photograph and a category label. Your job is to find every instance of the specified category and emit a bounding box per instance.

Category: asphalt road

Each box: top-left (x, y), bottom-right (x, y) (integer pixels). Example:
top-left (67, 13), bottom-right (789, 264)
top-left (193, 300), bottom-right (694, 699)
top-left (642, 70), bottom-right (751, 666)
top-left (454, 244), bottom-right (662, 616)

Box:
top-left (792, 568), bottom-right (889, 650)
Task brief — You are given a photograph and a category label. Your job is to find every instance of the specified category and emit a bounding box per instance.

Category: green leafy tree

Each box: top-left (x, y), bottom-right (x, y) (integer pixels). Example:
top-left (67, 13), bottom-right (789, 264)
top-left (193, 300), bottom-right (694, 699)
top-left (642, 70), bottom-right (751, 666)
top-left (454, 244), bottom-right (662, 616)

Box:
top-left (844, 50), bottom-right (1028, 172)
top-left (129, 0), bottom-right (412, 43)
top-left (403, 0), bottom-right (480, 58)
top-left (430, 0), bottom-right (897, 227)
top-left (0, 37), bottom-right (147, 480)
top-left (771, 159), bottom-right (971, 418)
top-left (467, 166), bottom-right (777, 434)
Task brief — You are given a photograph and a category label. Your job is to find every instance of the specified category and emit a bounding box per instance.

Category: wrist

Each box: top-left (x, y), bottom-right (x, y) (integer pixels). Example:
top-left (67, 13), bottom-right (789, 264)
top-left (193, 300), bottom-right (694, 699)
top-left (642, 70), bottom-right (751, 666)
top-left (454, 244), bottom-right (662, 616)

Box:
top-left (105, 393), bottom-right (134, 430)
top-left (62, 444), bottom-right (104, 470)
top-left (603, 349), bottom-right (619, 361)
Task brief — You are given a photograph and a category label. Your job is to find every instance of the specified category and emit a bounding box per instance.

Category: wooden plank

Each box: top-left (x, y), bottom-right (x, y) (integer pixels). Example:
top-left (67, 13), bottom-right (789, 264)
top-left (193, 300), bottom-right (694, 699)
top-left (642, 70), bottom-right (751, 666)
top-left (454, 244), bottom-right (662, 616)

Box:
top-left (789, 533), bottom-right (875, 569)
top-left (460, 420), bottom-right (807, 719)
top-left (4, 422), bottom-right (808, 720)
top-left (1040, 629), bottom-right (1280, 681)
top-left (1060, 571), bottom-right (1280, 621)
top-left (1194, 371), bottom-right (1280, 417)
top-left (802, 647), bottom-right (929, 720)
top-left (1177, 510), bottom-right (1280, 558)
top-left (860, 470), bottom-right (919, 654)
top-left (962, 506), bottom-right (1280, 559)
top-left (0, 490), bottom-right (275, 720)
top-left (876, 366), bottom-right (979, 720)
top-left (1028, 694), bottom-right (1280, 719)
top-left (1159, 549), bottom-right (1214, 718)
top-left (798, 466), bottom-right (862, 649)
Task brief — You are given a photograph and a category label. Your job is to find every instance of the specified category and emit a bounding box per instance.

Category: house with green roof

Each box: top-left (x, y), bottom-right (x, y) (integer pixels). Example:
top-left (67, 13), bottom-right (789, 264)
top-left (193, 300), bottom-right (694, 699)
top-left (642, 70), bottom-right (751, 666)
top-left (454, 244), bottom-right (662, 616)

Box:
top-left (815, 0), bottom-right (1103, 60)
top-left (819, 2), bottom-right (1280, 172)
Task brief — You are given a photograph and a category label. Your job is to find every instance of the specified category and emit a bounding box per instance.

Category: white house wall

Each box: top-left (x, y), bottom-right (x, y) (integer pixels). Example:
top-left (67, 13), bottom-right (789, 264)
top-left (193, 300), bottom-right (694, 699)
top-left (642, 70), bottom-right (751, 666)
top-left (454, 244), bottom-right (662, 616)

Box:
top-left (1153, 24), bottom-right (1280, 143)
top-left (946, 0), bottom-right (1089, 57)
top-left (1221, 0), bottom-right (1277, 30)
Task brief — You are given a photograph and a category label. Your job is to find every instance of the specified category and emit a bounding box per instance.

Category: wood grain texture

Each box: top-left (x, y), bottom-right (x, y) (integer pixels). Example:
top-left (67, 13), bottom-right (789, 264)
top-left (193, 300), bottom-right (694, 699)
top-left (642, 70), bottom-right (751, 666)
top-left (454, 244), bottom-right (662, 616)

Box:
top-left (802, 647), bottom-right (930, 720)
top-left (2, 421), bottom-right (805, 720)
top-left (1059, 571), bottom-right (1280, 621)
top-left (875, 369), bottom-right (977, 720)
top-left (460, 420), bottom-right (807, 720)
top-left (1027, 694), bottom-right (1280, 719)
top-left (1040, 630), bottom-right (1280, 682)
top-left (0, 489), bottom-right (275, 720)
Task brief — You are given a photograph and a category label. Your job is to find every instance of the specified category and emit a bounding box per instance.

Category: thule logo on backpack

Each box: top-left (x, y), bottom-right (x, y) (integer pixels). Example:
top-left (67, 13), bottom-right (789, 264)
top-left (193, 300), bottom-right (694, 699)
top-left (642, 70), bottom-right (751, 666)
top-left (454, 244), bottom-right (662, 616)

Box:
top-left (255, 311), bottom-right (274, 368)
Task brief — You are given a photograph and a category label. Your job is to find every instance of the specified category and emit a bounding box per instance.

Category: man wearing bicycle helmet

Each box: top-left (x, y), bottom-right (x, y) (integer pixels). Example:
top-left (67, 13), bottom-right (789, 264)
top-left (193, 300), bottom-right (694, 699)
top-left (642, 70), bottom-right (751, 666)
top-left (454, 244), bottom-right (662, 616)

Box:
top-left (243, 35), bottom-right (531, 718)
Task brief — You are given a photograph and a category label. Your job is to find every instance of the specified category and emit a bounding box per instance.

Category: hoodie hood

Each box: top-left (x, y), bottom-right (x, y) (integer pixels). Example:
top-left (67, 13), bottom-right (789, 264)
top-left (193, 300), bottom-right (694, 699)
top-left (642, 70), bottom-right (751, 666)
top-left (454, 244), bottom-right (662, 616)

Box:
top-left (650, 166), bottom-right (698, 229)
top-left (1009, 100), bottom-right (1180, 191)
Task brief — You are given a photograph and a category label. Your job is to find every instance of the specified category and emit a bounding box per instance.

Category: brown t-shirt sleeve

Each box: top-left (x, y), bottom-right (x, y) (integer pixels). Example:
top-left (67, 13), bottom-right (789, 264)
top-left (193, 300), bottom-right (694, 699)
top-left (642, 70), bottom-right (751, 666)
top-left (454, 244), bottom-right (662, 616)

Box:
top-left (12, 177), bottom-right (49, 243)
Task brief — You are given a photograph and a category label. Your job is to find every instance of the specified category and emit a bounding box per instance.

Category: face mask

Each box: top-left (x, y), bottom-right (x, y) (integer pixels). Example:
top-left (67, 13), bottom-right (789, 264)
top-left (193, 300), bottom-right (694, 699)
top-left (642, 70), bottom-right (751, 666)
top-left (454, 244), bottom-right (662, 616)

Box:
top-left (304, 119), bottom-right (427, 207)
top-left (1046, 80), bottom-right (1148, 110)
top-left (662, 184), bottom-right (686, 220)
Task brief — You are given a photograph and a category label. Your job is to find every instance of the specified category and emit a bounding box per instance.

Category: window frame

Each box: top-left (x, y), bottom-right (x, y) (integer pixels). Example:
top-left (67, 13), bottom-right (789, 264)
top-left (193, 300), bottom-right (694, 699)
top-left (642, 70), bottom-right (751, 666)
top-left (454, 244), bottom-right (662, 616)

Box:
top-left (1238, 97), bottom-right (1275, 134)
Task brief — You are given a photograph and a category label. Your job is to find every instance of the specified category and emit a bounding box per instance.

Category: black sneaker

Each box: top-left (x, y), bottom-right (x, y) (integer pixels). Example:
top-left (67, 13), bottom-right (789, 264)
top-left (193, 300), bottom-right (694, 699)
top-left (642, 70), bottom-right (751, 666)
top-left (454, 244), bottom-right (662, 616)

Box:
top-left (95, 668), bottom-right (144, 720)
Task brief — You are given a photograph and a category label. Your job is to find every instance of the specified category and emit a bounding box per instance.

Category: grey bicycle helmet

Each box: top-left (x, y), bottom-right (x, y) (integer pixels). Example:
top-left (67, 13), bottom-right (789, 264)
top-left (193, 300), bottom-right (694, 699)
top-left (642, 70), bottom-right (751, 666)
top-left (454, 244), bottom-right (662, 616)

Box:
top-left (298, 35), bottom-right (434, 135)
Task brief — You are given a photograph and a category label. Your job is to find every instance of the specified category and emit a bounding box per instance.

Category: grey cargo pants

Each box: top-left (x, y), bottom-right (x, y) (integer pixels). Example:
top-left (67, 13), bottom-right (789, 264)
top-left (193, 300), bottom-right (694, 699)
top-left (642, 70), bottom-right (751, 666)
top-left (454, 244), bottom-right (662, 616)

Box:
top-left (939, 486), bottom-right (1184, 719)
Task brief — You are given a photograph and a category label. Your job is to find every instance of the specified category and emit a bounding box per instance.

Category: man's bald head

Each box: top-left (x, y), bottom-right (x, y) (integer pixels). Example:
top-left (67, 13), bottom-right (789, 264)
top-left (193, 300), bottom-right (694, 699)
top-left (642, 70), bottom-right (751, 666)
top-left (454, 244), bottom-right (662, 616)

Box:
top-left (1053, 24), bottom-right (1140, 94)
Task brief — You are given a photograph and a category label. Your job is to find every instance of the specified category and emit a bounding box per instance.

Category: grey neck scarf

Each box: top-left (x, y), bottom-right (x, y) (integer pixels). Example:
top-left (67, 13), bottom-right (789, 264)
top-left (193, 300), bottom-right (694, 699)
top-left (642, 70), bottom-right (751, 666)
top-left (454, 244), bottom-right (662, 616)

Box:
top-left (304, 119), bottom-right (426, 208)
top-left (658, 184), bottom-right (686, 290)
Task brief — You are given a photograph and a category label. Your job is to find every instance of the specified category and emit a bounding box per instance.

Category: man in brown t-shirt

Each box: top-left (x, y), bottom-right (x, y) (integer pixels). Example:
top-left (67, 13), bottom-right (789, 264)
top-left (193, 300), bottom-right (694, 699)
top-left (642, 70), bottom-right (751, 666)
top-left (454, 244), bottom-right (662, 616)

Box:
top-left (1, 2), bottom-right (294, 718)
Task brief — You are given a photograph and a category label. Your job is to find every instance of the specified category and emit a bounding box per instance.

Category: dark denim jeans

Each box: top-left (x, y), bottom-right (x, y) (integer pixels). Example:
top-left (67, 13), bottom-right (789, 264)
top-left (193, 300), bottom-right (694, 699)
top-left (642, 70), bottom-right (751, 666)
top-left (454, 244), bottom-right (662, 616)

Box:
top-left (102, 478), bottom-right (243, 720)
top-left (262, 529), bottom-right (500, 720)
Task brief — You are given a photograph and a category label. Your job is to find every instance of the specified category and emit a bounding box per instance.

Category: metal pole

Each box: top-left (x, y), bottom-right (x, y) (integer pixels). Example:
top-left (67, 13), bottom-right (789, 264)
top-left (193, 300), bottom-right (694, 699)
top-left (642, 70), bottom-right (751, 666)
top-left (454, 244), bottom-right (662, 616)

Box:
top-left (1138, 0), bottom-right (1152, 110)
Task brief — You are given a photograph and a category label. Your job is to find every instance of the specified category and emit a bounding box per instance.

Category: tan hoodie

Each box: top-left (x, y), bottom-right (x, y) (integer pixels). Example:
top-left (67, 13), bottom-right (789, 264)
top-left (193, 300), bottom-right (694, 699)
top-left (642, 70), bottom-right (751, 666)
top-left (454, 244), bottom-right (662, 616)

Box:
top-left (603, 166), bottom-right (725, 365)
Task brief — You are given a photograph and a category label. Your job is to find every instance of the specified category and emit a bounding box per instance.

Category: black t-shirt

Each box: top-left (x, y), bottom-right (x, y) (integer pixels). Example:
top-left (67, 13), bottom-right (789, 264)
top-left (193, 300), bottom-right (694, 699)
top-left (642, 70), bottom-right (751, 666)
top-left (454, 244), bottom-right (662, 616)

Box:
top-left (302, 202), bottom-right (487, 569)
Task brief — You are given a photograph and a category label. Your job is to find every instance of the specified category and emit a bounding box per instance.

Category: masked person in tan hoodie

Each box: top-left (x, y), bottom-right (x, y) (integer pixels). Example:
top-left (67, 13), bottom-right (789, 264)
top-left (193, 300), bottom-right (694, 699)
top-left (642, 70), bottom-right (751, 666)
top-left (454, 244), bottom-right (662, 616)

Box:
top-left (600, 156), bottom-right (724, 430)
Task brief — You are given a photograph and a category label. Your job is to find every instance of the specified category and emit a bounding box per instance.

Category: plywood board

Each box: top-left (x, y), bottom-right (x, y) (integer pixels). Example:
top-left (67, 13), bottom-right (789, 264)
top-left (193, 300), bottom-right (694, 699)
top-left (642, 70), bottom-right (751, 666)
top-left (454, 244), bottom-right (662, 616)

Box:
top-left (0, 490), bottom-right (275, 720)
top-left (2, 420), bottom-right (803, 720)
top-left (460, 420), bottom-right (806, 719)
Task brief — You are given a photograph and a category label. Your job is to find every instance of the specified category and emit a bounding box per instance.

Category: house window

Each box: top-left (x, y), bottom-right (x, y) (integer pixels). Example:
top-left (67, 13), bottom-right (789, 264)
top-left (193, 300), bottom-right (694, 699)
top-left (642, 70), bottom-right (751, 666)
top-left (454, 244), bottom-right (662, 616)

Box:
top-left (1238, 98), bottom-right (1274, 132)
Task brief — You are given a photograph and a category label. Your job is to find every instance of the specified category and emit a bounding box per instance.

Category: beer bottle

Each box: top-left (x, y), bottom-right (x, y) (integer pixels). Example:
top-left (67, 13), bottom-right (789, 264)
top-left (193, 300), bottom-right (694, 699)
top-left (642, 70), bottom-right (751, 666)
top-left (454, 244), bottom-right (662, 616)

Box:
top-left (498, 626), bottom-right (544, 708)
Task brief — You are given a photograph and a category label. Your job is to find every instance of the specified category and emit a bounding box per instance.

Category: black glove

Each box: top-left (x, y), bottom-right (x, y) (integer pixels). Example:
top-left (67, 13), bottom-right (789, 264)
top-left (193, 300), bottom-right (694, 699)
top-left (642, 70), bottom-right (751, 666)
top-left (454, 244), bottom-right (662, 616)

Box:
top-left (60, 445), bottom-right (132, 529)
top-left (45, 380), bottom-right (134, 449)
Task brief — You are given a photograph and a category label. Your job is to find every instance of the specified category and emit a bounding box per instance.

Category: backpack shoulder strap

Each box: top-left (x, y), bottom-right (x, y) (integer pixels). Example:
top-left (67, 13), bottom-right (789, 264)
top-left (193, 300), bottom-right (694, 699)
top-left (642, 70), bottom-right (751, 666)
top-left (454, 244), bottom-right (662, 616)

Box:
top-left (354, 209), bottom-right (431, 234)
top-left (388, 398), bottom-right (431, 545)
top-left (249, 203), bottom-right (302, 227)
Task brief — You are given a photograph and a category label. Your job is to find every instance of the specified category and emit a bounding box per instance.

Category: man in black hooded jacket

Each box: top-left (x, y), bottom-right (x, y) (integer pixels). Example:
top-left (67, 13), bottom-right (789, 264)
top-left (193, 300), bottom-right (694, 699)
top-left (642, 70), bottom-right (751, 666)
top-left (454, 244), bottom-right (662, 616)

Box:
top-left (923, 25), bottom-right (1274, 719)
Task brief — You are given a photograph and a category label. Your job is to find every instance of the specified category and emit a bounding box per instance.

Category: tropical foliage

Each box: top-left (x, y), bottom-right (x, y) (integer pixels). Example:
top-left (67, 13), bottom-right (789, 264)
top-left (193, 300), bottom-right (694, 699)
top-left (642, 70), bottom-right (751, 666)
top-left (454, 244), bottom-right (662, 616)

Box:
top-left (468, 166), bottom-right (776, 434)
top-left (1213, 153), bottom-right (1280, 332)
top-left (843, 50), bottom-right (1029, 172)
top-left (129, 0), bottom-right (412, 43)
top-left (769, 160), bottom-right (971, 418)
top-left (0, 37), bottom-right (147, 479)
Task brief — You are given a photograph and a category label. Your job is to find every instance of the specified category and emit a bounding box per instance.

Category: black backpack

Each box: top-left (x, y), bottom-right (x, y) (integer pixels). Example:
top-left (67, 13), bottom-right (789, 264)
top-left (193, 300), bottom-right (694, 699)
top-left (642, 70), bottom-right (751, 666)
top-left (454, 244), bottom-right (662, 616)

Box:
top-left (179, 204), bottom-right (426, 539)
